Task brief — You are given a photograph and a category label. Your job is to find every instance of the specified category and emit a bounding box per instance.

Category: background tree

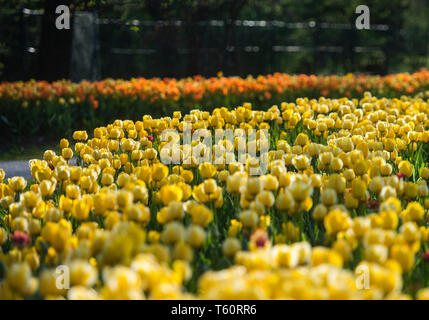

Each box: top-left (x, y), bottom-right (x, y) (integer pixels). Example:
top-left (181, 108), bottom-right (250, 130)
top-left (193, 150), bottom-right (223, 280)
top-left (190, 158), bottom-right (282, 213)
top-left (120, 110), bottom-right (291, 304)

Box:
top-left (0, 0), bottom-right (426, 80)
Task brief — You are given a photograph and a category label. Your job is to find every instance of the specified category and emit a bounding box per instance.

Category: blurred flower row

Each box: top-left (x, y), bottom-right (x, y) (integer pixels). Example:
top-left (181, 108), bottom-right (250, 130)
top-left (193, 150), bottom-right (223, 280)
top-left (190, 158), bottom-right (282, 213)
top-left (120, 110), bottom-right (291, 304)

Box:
top-left (2, 94), bottom-right (429, 299)
top-left (3, 70), bottom-right (429, 104)
top-left (3, 69), bottom-right (429, 139)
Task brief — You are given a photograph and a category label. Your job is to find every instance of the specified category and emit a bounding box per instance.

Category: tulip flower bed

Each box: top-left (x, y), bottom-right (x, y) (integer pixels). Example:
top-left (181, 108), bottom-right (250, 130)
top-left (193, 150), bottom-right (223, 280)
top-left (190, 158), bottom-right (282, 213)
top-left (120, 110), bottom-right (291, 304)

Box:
top-left (2, 69), bottom-right (429, 140)
top-left (3, 93), bottom-right (429, 299)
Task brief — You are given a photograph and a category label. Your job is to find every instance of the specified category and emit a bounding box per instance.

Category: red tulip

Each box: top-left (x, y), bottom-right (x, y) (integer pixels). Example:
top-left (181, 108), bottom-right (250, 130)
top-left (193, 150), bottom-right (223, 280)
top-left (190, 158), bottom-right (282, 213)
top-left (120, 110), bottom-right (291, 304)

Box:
top-left (251, 229), bottom-right (269, 248)
top-left (422, 250), bottom-right (429, 263)
top-left (397, 173), bottom-right (406, 180)
top-left (366, 200), bottom-right (379, 211)
top-left (145, 135), bottom-right (154, 142)
top-left (11, 231), bottom-right (30, 248)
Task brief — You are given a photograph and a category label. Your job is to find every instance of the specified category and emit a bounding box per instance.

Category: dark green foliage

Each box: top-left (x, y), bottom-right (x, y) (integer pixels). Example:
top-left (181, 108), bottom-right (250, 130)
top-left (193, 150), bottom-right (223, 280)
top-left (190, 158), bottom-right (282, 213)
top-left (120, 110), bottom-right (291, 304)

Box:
top-left (0, 0), bottom-right (427, 80)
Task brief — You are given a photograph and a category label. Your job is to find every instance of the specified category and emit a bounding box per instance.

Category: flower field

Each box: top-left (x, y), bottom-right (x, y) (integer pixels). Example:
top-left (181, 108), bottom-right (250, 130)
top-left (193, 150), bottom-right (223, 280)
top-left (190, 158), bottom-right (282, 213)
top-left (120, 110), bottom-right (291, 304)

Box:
top-left (3, 91), bottom-right (429, 300)
top-left (2, 69), bottom-right (429, 139)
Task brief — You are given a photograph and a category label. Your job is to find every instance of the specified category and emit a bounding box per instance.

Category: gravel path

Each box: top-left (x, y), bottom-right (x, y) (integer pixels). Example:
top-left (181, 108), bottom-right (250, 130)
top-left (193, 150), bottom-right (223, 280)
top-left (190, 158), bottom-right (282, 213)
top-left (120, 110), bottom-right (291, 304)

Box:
top-left (0, 160), bottom-right (32, 179)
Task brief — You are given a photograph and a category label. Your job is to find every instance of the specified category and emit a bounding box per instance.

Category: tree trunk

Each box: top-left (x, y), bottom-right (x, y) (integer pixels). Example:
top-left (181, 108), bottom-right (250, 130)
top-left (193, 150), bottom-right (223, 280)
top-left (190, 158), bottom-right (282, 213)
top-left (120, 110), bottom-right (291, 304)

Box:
top-left (37, 0), bottom-right (73, 81)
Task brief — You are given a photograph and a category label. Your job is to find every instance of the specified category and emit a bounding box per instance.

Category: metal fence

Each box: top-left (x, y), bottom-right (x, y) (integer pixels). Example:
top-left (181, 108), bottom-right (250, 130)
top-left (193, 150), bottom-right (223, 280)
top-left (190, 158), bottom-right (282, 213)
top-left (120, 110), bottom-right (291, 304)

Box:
top-left (0, 8), bottom-right (427, 81)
